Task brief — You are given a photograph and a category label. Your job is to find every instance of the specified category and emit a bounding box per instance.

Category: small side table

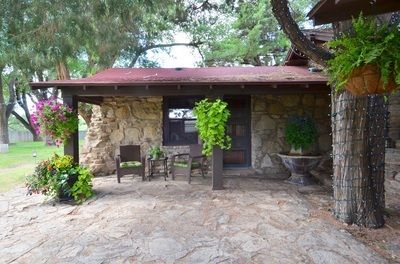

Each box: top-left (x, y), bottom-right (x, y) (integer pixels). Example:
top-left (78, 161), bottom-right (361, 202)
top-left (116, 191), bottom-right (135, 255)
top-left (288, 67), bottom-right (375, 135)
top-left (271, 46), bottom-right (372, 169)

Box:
top-left (147, 157), bottom-right (168, 181)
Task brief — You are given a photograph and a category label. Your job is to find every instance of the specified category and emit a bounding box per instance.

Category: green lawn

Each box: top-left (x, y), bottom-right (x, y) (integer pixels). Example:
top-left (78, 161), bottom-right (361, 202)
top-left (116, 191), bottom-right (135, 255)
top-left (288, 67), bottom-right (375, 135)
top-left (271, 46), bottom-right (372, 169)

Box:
top-left (0, 141), bottom-right (63, 192)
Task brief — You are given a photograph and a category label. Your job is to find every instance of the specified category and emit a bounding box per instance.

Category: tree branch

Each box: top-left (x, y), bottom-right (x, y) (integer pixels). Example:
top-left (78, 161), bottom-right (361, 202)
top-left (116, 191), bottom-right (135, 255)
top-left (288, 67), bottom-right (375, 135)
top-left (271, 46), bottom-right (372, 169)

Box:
top-left (11, 111), bottom-right (36, 136)
top-left (271, 0), bottom-right (333, 66)
top-left (129, 42), bottom-right (203, 67)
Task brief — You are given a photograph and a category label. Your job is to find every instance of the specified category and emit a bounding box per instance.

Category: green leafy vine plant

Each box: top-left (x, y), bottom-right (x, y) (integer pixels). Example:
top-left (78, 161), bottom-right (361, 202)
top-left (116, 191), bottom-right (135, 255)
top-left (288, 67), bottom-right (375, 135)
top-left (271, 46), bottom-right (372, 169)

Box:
top-left (193, 99), bottom-right (231, 156)
top-left (327, 15), bottom-right (400, 94)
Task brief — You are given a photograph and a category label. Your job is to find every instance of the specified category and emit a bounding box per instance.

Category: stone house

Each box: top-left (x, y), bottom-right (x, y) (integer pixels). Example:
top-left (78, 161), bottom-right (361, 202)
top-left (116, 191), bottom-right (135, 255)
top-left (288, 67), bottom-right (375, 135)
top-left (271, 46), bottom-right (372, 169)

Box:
top-left (31, 66), bottom-right (331, 187)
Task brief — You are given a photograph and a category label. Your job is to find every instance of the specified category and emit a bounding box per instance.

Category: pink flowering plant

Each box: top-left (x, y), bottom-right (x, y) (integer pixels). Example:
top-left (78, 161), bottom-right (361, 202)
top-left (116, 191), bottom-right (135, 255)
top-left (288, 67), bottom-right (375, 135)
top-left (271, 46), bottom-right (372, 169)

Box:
top-left (31, 99), bottom-right (78, 146)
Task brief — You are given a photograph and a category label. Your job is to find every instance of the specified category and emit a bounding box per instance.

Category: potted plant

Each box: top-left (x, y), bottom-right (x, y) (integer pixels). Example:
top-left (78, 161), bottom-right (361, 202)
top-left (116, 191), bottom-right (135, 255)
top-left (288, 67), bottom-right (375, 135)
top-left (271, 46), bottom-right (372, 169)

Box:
top-left (284, 115), bottom-right (318, 155)
top-left (328, 15), bottom-right (400, 95)
top-left (149, 146), bottom-right (164, 159)
top-left (26, 153), bottom-right (94, 204)
top-left (278, 115), bottom-right (321, 185)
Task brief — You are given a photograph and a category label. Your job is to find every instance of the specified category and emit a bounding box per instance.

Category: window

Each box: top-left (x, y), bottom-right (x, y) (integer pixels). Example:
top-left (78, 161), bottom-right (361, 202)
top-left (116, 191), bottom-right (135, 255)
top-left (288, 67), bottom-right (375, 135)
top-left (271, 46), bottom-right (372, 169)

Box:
top-left (163, 96), bottom-right (202, 145)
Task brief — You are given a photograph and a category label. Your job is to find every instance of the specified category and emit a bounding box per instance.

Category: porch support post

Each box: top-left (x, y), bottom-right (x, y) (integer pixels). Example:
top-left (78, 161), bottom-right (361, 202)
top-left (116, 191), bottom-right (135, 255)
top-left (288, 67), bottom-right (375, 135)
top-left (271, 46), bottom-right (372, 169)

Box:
top-left (212, 144), bottom-right (224, 190)
top-left (63, 94), bottom-right (79, 163)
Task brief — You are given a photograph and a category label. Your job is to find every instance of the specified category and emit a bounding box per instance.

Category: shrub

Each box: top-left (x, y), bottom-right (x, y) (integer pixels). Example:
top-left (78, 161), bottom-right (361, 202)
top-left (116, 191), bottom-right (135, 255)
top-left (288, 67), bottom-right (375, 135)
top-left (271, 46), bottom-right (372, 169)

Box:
top-left (26, 154), bottom-right (93, 204)
top-left (284, 115), bottom-right (317, 151)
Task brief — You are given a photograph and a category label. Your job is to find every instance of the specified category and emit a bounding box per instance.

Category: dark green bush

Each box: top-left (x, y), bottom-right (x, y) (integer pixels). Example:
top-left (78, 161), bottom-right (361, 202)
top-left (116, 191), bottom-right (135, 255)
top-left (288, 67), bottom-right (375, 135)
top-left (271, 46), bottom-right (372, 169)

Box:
top-left (284, 115), bottom-right (317, 151)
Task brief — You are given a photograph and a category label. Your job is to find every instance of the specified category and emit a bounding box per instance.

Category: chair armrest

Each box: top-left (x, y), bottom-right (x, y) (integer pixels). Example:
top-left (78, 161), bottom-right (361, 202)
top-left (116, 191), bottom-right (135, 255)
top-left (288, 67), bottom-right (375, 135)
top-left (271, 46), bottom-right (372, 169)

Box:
top-left (171, 153), bottom-right (189, 163)
top-left (172, 153), bottom-right (190, 158)
top-left (191, 155), bottom-right (207, 165)
top-left (191, 155), bottom-right (207, 159)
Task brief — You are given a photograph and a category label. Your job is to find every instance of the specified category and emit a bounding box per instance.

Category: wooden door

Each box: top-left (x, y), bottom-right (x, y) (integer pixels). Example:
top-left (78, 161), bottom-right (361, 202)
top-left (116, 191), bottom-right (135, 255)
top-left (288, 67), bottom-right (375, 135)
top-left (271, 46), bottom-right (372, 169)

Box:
top-left (223, 95), bottom-right (251, 167)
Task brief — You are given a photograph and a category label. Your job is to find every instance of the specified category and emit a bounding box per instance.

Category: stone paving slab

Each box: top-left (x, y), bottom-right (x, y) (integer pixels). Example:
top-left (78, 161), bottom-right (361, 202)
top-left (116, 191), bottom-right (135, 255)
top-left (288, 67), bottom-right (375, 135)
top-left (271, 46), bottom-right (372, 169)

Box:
top-left (0, 176), bottom-right (386, 264)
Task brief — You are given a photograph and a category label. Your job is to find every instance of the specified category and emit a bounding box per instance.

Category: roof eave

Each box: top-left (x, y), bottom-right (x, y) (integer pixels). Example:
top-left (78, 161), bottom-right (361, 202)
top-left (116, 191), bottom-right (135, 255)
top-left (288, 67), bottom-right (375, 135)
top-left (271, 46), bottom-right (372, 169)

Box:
top-left (308, 0), bottom-right (400, 26)
top-left (30, 80), bottom-right (328, 90)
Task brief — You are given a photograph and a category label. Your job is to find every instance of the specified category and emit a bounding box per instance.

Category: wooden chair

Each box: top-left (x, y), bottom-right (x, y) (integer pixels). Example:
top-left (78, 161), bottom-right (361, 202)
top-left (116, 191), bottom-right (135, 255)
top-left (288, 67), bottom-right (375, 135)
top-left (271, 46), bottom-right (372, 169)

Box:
top-left (170, 144), bottom-right (207, 183)
top-left (115, 145), bottom-right (145, 183)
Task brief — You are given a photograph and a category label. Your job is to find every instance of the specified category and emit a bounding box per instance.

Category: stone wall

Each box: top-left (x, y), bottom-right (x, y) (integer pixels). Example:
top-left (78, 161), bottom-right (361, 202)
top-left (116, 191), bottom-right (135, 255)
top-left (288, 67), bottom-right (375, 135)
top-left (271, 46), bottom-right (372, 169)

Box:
top-left (251, 94), bottom-right (331, 178)
top-left (81, 97), bottom-right (163, 175)
top-left (81, 94), bottom-right (332, 177)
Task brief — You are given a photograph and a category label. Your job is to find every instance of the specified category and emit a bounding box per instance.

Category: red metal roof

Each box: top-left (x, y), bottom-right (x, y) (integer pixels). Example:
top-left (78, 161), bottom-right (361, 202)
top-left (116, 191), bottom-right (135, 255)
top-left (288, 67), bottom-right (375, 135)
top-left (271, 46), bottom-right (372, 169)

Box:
top-left (30, 66), bottom-right (327, 88)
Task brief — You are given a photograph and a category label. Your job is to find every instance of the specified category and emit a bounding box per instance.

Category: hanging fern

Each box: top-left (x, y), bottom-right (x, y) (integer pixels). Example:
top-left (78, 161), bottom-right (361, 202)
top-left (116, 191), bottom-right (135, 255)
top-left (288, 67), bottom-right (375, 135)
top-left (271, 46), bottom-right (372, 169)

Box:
top-left (327, 15), bottom-right (400, 92)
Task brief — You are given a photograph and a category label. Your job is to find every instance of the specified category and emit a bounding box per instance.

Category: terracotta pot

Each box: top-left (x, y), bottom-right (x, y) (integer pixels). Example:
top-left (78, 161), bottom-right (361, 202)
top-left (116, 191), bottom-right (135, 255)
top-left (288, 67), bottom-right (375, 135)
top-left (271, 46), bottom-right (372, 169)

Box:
top-left (345, 64), bottom-right (397, 96)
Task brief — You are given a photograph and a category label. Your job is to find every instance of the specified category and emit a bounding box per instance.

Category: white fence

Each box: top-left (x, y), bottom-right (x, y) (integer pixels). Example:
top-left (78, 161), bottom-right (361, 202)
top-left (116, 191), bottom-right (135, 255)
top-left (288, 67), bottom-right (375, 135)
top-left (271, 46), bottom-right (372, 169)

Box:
top-left (9, 130), bottom-right (87, 143)
top-left (9, 131), bottom-right (33, 143)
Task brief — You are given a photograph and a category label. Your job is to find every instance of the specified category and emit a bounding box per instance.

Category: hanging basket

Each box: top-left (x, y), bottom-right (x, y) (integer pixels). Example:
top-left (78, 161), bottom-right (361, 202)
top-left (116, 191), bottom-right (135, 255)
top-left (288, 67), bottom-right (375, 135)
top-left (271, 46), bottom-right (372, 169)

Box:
top-left (345, 64), bottom-right (397, 96)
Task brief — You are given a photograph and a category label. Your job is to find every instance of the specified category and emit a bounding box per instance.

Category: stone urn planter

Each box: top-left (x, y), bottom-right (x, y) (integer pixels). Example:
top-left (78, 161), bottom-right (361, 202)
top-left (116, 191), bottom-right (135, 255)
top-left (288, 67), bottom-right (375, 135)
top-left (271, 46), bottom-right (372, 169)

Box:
top-left (277, 154), bottom-right (322, 185)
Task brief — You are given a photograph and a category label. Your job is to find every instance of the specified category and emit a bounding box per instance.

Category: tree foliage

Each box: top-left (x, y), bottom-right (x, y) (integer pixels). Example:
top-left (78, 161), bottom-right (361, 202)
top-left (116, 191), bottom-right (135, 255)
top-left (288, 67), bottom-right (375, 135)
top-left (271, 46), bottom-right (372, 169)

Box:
top-left (0, 0), bottom-right (321, 142)
top-left (184, 0), bottom-right (318, 66)
top-left (0, 0), bottom-right (190, 139)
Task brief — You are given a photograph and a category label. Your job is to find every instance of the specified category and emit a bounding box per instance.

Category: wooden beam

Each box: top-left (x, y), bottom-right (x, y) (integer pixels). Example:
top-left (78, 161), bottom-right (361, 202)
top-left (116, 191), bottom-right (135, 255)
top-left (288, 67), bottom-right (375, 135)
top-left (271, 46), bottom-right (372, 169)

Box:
top-left (335, 0), bottom-right (357, 4)
top-left (60, 84), bottom-right (329, 97)
top-left (63, 95), bottom-right (79, 163)
top-left (212, 147), bottom-right (224, 190)
top-left (78, 96), bottom-right (104, 105)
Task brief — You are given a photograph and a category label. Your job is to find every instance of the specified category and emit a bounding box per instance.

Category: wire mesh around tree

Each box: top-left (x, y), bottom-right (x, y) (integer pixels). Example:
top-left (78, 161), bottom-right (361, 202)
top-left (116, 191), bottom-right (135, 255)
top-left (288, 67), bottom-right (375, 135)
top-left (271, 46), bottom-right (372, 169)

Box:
top-left (331, 91), bottom-right (387, 228)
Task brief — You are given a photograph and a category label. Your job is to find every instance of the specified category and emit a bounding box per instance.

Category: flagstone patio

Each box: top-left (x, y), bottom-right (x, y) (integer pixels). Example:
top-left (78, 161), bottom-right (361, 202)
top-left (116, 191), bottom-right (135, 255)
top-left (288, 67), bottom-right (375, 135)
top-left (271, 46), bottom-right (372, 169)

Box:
top-left (0, 176), bottom-right (389, 263)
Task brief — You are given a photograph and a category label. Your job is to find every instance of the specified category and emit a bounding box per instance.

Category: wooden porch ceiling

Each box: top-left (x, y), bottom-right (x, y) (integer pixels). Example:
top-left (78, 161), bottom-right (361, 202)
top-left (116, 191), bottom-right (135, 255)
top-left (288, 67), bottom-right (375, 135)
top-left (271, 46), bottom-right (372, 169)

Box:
top-left (308, 0), bottom-right (400, 25)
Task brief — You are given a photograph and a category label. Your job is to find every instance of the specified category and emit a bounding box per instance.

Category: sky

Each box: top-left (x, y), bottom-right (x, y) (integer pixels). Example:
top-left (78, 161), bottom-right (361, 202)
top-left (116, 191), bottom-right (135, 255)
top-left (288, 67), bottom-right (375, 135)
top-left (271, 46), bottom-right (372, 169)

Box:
top-left (146, 32), bottom-right (203, 68)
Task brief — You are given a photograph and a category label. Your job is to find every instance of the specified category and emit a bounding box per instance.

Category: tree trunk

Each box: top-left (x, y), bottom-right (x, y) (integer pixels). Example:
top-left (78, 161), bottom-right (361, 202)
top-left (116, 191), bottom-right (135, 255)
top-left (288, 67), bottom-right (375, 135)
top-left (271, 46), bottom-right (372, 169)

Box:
top-left (270, 0), bottom-right (389, 228)
top-left (56, 60), bottom-right (71, 80)
top-left (0, 68), bottom-right (10, 144)
top-left (271, 0), bottom-right (333, 67)
top-left (332, 91), bottom-right (385, 228)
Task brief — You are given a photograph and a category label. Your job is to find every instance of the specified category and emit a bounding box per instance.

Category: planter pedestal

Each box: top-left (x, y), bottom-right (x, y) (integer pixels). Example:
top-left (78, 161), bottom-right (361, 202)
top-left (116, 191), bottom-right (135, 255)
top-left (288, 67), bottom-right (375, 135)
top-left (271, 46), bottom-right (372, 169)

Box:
top-left (278, 154), bottom-right (322, 185)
